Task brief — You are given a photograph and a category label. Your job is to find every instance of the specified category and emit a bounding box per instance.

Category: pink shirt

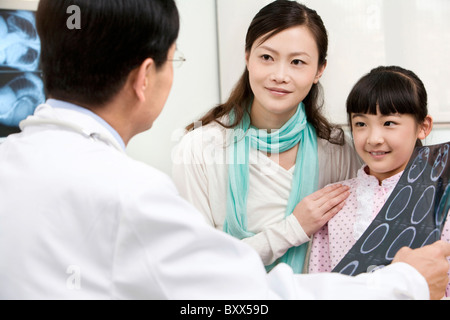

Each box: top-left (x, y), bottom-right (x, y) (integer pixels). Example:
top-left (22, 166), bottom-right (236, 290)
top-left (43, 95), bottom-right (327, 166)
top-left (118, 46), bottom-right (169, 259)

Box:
top-left (309, 166), bottom-right (450, 297)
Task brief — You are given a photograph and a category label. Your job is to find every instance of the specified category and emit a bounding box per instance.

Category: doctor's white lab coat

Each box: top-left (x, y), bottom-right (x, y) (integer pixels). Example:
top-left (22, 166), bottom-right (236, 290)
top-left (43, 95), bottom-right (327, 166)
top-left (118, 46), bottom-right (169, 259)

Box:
top-left (0, 102), bottom-right (430, 300)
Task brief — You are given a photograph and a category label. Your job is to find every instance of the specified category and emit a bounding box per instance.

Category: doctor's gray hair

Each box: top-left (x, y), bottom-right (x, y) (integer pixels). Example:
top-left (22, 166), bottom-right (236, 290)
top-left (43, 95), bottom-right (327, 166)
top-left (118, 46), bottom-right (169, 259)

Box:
top-left (36, 0), bottom-right (179, 108)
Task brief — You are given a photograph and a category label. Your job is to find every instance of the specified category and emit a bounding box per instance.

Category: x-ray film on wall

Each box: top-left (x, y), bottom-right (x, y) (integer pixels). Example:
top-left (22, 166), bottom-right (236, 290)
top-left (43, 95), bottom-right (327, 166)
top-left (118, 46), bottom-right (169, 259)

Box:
top-left (0, 3), bottom-right (45, 139)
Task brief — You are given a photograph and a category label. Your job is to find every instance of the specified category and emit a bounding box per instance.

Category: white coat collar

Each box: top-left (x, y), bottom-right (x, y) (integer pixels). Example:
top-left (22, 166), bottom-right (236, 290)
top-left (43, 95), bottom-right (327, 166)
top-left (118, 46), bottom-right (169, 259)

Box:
top-left (21, 101), bottom-right (126, 153)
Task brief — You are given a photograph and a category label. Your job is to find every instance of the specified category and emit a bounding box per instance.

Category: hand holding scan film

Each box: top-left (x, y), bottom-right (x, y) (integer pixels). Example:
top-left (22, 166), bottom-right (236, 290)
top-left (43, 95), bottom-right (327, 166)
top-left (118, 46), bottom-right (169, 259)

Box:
top-left (333, 142), bottom-right (450, 276)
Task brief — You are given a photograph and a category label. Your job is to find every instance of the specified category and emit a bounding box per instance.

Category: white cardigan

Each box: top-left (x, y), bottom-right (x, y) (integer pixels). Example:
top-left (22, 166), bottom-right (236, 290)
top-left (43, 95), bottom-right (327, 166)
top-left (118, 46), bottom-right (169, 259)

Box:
top-left (173, 120), bottom-right (363, 266)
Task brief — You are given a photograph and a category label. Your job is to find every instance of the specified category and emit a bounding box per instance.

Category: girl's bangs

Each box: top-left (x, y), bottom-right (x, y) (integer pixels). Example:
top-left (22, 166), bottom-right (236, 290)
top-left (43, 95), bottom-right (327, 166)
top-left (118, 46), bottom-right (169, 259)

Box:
top-left (347, 71), bottom-right (419, 116)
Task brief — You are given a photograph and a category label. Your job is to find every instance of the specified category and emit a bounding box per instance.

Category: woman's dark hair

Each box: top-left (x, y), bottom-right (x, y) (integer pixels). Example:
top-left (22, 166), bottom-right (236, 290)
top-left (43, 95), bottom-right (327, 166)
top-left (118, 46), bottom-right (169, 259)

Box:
top-left (186, 0), bottom-right (343, 145)
top-left (346, 66), bottom-right (428, 146)
top-left (36, 0), bottom-right (179, 108)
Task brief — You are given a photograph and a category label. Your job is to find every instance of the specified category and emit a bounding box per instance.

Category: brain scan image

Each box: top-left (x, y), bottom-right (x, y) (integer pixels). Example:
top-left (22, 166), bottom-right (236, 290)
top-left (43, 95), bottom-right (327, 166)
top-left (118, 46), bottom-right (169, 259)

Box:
top-left (0, 10), bottom-right (40, 71)
top-left (0, 10), bottom-right (44, 133)
top-left (436, 184), bottom-right (450, 227)
top-left (431, 144), bottom-right (449, 182)
top-left (0, 72), bottom-right (44, 127)
top-left (411, 186), bottom-right (435, 225)
top-left (360, 223), bottom-right (389, 255)
top-left (408, 147), bottom-right (430, 183)
top-left (385, 186), bottom-right (412, 221)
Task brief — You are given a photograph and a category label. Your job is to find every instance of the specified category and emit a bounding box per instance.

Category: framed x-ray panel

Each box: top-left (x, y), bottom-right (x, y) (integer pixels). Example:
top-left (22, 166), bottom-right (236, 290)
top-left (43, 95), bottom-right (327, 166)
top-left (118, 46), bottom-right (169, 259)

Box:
top-left (0, 0), bottom-right (44, 142)
top-left (216, 0), bottom-right (450, 125)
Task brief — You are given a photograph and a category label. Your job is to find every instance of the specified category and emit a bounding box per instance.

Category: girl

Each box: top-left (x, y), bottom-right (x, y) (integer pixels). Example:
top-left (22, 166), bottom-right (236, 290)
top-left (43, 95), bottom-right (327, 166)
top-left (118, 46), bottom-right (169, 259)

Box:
top-left (309, 66), bottom-right (450, 296)
top-left (172, 0), bottom-right (362, 273)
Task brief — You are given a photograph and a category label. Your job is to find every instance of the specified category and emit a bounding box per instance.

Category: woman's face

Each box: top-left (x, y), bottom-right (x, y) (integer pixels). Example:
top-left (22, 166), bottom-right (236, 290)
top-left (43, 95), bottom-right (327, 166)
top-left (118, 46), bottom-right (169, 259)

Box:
top-left (246, 26), bottom-right (326, 129)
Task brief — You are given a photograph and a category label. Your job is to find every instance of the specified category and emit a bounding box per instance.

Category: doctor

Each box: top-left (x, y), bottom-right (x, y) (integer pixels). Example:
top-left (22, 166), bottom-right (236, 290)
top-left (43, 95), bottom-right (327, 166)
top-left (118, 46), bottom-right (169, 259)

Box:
top-left (0, 0), bottom-right (449, 300)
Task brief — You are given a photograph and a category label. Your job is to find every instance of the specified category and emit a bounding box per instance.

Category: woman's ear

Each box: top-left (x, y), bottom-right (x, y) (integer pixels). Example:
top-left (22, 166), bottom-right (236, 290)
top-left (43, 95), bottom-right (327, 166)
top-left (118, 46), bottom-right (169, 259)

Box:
top-left (418, 115), bottom-right (433, 140)
top-left (133, 58), bottom-right (154, 102)
top-left (314, 60), bottom-right (327, 84)
top-left (245, 51), bottom-right (250, 70)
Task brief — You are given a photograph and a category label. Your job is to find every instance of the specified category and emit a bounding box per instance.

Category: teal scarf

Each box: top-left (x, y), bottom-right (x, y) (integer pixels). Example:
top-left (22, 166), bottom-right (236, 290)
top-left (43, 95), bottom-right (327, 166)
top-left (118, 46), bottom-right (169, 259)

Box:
top-left (224, 102), bottom-right (319, 273)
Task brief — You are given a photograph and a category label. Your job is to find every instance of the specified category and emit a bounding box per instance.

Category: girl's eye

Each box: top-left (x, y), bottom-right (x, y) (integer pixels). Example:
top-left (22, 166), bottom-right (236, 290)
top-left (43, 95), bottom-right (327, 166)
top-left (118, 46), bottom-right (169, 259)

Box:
top-left (354, 122), bottom-right (366, 128)
top-left (292, 59), bottom-right (304, 66)
top-left (384, 121), bottom-right (396, 127)
top-left (261, 54), bottom-right (272, 61)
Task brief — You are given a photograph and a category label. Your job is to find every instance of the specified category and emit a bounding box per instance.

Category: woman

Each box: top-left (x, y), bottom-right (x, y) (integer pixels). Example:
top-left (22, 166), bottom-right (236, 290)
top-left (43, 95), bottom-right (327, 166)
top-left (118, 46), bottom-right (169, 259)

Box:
top-left (173, 0), bottom-right (362, 273)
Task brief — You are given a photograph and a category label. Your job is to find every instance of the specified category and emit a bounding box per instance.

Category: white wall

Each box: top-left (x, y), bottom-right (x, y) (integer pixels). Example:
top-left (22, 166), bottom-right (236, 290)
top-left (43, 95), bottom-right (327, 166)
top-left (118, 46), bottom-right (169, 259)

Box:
top-left (127, 0), bottom-right (449, 176)
top-left (126, 0), bottom-right (220, 175)
top-left (0, 0), bottom-right (39, 11)
top-left (427, 126), bottom-right (450, 146)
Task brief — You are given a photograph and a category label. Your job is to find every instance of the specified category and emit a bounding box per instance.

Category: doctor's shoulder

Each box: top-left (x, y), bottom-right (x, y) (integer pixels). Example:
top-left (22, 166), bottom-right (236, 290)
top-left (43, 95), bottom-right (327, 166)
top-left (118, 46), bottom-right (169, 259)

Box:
top-left (86, 145), bottom-right (180, 207)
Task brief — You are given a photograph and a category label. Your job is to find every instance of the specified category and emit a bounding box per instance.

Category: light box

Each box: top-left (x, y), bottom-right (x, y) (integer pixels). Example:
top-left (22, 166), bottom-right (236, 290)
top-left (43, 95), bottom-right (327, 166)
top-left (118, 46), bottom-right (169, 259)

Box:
top-left (0, 0), bottom-right (44, 141)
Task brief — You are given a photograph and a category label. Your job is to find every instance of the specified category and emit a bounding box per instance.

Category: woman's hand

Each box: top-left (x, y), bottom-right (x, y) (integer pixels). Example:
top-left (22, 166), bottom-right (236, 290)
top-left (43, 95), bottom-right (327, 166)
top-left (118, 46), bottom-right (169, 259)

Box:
top-left (293, 184), bottom-right (350, 237)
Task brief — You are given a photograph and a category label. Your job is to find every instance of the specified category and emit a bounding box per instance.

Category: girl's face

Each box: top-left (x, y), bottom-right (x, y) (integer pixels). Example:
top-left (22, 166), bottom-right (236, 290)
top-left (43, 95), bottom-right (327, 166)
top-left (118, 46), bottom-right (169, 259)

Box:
top-left (246, 26), bottom-right (326, 129)
top-left (351, 110), bottom-right (432, 183)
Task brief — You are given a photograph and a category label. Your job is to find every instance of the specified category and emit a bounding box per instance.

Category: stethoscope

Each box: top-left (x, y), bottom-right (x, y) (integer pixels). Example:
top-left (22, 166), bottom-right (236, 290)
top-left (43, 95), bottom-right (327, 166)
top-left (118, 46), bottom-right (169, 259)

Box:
top-left (20, 117), bottom-right (125, 153)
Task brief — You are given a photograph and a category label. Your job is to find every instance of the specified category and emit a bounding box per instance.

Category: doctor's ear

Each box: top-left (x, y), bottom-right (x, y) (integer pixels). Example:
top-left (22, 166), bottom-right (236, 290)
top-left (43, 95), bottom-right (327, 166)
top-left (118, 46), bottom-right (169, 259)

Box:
top-left (133, 58), bottom-right (155, 102)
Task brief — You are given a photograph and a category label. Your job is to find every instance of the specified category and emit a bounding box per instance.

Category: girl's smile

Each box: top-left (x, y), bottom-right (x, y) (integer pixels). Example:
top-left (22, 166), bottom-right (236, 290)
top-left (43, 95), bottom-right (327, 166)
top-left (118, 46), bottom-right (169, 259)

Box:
top-left (367, 150), bottom-right (391, 159)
